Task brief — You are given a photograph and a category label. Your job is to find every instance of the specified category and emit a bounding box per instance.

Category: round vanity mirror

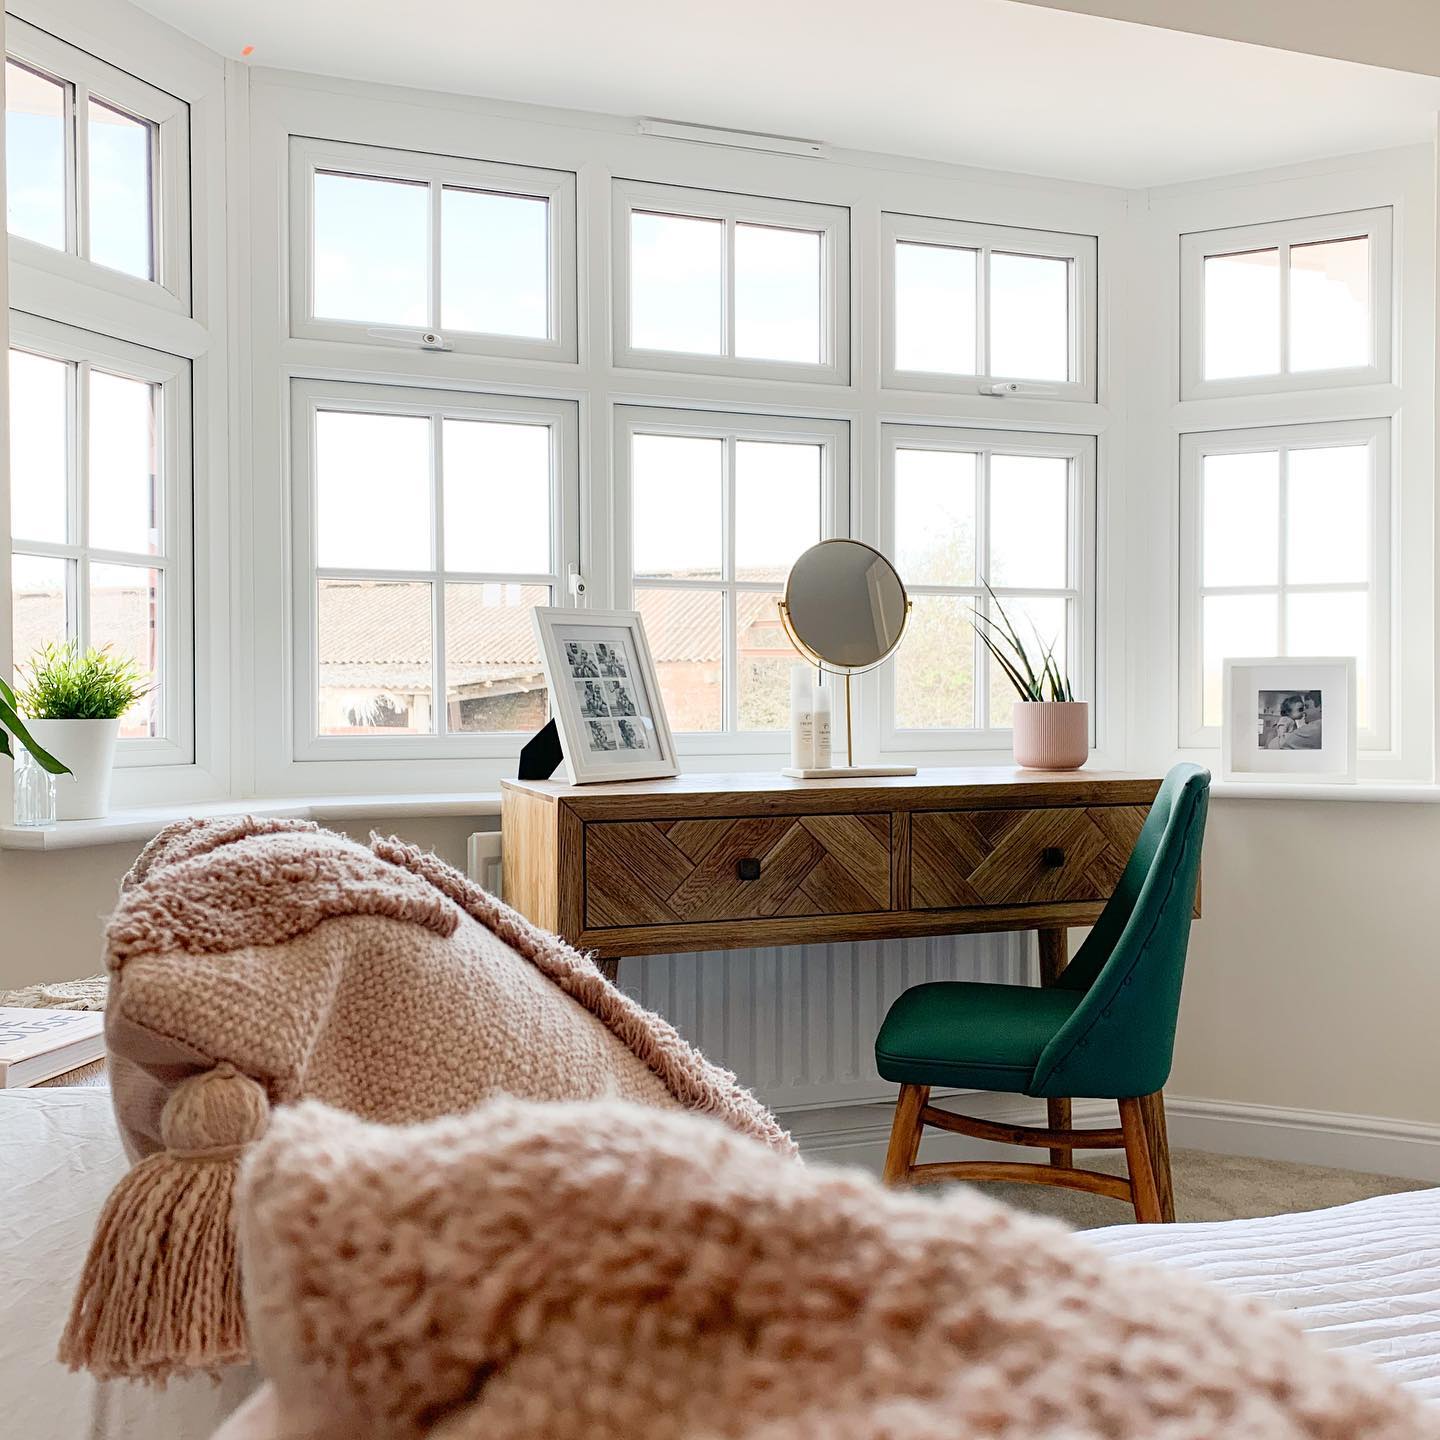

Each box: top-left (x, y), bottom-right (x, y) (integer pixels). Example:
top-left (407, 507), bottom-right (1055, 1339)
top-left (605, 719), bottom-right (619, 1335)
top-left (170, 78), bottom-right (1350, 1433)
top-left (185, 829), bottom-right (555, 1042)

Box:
top-left (780, 539), bottom-right (910, 671)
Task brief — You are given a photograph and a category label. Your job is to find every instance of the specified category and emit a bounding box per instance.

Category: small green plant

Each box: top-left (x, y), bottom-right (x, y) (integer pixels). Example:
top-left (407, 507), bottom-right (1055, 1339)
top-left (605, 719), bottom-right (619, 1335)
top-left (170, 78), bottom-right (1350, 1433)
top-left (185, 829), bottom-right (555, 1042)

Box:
top-left (0, 676), bottom-right (69, 774)
top-left (17, 641), bottom-right (150, 722)
top-left (970, 579), bottom-right (1075, 703)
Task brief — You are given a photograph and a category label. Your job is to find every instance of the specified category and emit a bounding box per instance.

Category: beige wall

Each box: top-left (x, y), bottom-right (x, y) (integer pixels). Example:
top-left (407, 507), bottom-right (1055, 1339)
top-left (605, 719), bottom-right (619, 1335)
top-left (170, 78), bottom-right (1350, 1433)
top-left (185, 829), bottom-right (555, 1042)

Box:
top-left (1009, 0), bottom-right (1440, 77)
top-left (1171, 798), bottom-right (1440, 1125)
top-left (2, 798), bottom-right (1435, 1128)
top-left (0, 816), bottom-right (478, 990)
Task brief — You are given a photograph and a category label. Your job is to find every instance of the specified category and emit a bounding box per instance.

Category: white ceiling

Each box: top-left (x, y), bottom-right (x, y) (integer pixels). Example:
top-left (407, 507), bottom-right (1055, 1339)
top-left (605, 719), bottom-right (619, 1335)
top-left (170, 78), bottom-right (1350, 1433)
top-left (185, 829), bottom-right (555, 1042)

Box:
top-left (129, 0), bottom-right (1440, 187)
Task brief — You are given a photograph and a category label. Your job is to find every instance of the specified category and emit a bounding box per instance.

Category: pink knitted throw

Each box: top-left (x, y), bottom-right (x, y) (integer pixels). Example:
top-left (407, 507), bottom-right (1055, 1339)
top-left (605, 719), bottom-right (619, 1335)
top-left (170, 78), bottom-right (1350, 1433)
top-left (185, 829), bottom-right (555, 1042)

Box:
top-left (214, 1097), bottom-right (1436, 1440)
top-left (61, 817), bottom-right (790, 1383)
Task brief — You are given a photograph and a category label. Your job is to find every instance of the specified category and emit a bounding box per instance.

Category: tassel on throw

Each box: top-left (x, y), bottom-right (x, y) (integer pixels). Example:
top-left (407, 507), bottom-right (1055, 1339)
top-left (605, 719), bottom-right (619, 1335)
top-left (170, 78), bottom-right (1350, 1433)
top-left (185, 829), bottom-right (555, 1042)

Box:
top-left (59, 1064), bottom-right (270, 1383)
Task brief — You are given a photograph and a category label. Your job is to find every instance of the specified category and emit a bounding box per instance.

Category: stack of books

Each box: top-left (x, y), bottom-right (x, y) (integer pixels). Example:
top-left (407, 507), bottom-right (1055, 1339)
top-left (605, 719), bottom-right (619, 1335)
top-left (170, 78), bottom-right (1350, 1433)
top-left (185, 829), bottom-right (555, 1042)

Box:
top-left (0, 1007), bottom-right (105, 1088)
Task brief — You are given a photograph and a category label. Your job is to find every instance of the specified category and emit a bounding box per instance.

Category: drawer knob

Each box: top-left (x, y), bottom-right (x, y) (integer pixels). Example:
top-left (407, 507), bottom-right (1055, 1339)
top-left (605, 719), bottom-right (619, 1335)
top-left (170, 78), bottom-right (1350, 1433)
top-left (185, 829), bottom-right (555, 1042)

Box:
top-left (1042, 846), bottom-right (1066, 869)
top-left (736, 857), bottom-right (762, 881)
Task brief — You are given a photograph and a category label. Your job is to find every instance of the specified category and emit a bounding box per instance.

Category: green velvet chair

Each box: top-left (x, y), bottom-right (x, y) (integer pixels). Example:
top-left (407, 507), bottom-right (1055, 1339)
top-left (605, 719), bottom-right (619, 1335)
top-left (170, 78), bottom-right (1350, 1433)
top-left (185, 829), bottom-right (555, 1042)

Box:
top-left (875, 763), bottom-right (1210, 1223)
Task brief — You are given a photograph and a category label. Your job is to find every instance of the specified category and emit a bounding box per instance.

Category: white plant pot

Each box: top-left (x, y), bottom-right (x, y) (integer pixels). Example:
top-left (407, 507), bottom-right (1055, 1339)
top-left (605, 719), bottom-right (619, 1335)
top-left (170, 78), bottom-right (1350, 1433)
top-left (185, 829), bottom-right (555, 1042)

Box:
top-left (24, 717), bottom-right (121, 821)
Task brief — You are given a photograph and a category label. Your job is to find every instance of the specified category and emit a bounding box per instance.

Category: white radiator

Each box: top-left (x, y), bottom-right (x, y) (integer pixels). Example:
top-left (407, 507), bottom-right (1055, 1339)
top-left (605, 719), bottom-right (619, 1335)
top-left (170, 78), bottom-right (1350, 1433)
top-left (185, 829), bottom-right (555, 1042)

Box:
top-left (619, 934), bottom-right (1033, 1111)
top-left (468, 828), bottom-right (1034, 1112)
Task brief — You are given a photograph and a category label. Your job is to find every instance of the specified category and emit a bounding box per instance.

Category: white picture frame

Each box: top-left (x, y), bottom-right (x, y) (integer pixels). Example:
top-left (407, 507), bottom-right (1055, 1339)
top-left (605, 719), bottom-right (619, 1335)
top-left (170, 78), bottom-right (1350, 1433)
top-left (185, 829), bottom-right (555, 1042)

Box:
top-left (532, 607), bottom-right (680, 784)
top-left (1221, 657), bottom-right (1358, 784)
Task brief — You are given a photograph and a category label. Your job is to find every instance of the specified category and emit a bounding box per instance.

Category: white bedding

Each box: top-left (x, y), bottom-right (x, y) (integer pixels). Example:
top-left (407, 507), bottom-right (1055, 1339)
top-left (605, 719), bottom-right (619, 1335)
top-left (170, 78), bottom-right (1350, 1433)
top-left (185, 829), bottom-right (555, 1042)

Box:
top-left (0, 1086), bottom-right (254, 1440)
top-left (1087, 1186), bottom-right (1440, 1404)
top-left (5, 1086), bottom-right (1437, 1436)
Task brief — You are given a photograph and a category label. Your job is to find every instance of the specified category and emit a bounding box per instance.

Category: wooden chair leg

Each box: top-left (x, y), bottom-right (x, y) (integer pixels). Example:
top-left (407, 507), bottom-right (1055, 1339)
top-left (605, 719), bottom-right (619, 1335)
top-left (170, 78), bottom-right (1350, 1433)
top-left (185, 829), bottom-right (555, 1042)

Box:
top-left (882, 1083), bottom-right (930, 1184)
top-left (1119, 1096), bottom-right (1162, 1223)
top-left (1046, 1098), bottom-right (1073, 1169)
top-left (1137, 1090), bottom-right (1175, 1222)
top-left (1036, 930), bottom-right (1072, 1168)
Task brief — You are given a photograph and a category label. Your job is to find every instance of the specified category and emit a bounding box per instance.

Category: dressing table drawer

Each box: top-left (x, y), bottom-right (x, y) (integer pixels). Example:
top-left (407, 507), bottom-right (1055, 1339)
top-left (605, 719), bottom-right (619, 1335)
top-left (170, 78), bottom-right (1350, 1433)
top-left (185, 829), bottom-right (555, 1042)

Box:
top-left (584, 813), bottom-right (892, 929)
top-left (909, 805), bottom-right (1150, 910)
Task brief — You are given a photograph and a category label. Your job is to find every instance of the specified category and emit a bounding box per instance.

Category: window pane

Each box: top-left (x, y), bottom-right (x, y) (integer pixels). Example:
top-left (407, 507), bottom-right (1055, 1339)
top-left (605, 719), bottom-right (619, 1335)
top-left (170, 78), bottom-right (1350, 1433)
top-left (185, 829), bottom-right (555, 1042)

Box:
top-left (1204, 248), bottom-right (1280, 379)
top-left (734, 440), bottom-right (820, 582)
top-left (629, 211), bottom-right (722, 354)
top-left (734, 223), bottom-right (820, 364)
top-left (1290, 237), bottom-right (1369, 373)
top-left (88, 101), bottom-right (153, 280)
top-left (315, 411), bottom-right (431, 570)
top-left (1286, 590), bottom-right (1369, 725)
top-left (988, 595), bottom-right (1067, 728)
top-left (894, 594), bottom-right (976, 729)
top-left (1202, 450), bottom-right (1278, 587)
top-left (1287, 445), bottom-right (1368, 585)
top-left (90, 561), bottom-right (159, 737)
top-left (989, 253), bottom-right (1069, 381)
top-left (441, 188), bottom-right (548, 338)
top-left (9, 350), bottom-right (68, 544)
top-left (89, 371), bottom-right (158, 556)
top-left (317, 579), bottom-right (433, 734)
top-left (444, 581), bottom-right (550, 733)
top-left (894, 242), bottom-right (976, 375)
top-left (5, 62), bottom-right (65, 252)
top-left (631, 433), bottom-right (722, 580)
top-left (894, 448), bottom-right (976, 587)
top-left (11, 554), bottom-right (69, 674)
top-left (633, 586), bottom-right (722, 731)
top-left (442, 419), bottom-right (550, 575)
top-left (988, 454), bottom-right (1068, 589)
top-left (1203, 592), bottom-right (1278, 726)
top-left (313, 172), bottom-right (428, 326)
top-left (737, 590), bottom-right (790, 731)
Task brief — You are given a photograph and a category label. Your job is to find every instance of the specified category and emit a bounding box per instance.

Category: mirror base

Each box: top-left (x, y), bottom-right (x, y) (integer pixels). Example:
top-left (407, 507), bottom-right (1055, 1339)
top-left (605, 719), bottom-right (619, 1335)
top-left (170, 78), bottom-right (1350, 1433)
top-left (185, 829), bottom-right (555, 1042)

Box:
top-left (780, 765), bottom-right (919, 779)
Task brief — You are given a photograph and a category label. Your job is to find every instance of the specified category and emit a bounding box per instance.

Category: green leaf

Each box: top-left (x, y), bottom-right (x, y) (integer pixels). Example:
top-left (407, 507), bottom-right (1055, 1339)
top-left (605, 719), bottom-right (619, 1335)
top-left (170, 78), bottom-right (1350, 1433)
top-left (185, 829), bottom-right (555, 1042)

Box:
top-left (975, 624), bottom-right (1039, 701)
top-left (0, 697), bottom-right (72, 775)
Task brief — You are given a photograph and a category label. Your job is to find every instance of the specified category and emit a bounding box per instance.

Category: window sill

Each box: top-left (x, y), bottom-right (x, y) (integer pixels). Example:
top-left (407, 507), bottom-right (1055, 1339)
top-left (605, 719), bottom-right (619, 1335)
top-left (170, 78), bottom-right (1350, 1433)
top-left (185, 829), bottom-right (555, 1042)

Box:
top-left (0, 791), bottom-right (503, 852)
top-left (1210, 781), bottom-right (1440, 803)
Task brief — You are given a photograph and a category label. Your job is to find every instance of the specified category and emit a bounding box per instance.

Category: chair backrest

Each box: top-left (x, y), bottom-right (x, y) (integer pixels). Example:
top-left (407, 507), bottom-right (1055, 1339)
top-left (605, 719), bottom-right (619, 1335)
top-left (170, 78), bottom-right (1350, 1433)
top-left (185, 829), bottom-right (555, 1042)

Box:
top-left (1030, 764), bottom-right (1210, 1100)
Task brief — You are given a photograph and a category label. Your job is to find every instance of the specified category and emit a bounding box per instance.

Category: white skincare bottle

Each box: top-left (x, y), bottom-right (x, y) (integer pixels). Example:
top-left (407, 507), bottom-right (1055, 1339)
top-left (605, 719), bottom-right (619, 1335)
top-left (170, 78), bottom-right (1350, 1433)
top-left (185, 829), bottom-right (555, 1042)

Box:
top-left (812, 682), bottom-right (833, 768)
top-left (790, 665), bottom-right (815, 770)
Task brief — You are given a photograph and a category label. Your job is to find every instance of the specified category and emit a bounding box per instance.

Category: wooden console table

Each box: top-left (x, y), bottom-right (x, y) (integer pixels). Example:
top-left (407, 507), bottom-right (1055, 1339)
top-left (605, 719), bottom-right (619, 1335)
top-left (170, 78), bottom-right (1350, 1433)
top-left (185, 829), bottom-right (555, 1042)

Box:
top-left (500, 768), bottom-right (1164, 984)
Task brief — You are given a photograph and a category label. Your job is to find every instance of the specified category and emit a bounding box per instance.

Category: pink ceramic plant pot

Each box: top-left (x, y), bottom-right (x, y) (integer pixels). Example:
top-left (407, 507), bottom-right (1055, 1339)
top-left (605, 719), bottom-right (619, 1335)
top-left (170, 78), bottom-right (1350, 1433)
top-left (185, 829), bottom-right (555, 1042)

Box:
top-left (1012, 701), bottom-right (1089, 770)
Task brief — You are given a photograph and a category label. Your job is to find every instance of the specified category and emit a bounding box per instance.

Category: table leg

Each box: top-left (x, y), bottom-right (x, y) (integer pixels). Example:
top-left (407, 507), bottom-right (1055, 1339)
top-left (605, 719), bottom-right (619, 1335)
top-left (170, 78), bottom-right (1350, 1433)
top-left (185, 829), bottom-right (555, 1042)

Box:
top-left (1037, 928), bottom-right (1072, 1169)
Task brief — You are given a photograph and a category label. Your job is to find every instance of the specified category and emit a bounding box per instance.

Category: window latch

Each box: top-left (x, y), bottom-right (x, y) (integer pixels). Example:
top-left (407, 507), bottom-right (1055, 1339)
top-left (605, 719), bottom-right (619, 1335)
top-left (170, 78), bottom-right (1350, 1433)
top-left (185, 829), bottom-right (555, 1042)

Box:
top-left (567, 566), bottom-right (589, 603)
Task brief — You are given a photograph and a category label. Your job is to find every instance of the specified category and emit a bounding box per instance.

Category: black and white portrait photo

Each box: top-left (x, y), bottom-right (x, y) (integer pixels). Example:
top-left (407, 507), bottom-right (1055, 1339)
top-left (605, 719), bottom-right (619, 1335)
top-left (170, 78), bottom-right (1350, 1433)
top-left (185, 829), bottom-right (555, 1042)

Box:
top-left (587, 719), bottom-right (617, 751)
top-left (604, 680), bottom-right (637, 716)
top-left (1258, 690), bottom-right (1323, 751)
top-left (578, 679), bottom-right (610, 718)
top-left (616, 717), bottom-right (647, 750)
top-left (566, 642), bottom-right (599, 678)
top-left (595, 642), bottom-right (628, 678)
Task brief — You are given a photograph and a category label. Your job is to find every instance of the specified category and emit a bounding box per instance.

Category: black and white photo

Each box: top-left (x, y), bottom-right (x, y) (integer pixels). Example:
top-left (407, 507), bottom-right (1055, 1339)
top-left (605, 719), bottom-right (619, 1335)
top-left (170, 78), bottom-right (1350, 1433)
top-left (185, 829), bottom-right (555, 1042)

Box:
top-left (596, 643), bottom-right (627, 678)
top-left (566, 642), bottom-right (599, 678)
top-left (605, 680), bottom-right (636, 716)
top-left (577, 679), bottom-right (610, 718)
top-left (616, 717), bottom-right (647, 750)
top-left (586, 719), bottom-right (617, 751)
top-left (1257, 690), bottom-right (1322, 751)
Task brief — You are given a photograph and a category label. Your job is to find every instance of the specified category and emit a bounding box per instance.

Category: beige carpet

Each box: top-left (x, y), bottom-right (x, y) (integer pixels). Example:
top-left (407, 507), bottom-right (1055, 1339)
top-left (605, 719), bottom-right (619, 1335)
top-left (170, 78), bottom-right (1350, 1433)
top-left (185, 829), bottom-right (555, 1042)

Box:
top-left (934, 1148), bottom-right (1431, 1229)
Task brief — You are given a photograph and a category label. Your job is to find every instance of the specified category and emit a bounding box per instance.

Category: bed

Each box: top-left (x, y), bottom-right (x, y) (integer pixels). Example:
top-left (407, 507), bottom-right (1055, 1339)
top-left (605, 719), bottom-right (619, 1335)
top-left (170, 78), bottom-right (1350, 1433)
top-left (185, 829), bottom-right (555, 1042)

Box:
top-left (1, 1086), bottom-right (254, 1440)
top-left (5, 1084), bottom-right (1437, 1438)
top-left (1087, 1186), bottom-right (1440, 1404)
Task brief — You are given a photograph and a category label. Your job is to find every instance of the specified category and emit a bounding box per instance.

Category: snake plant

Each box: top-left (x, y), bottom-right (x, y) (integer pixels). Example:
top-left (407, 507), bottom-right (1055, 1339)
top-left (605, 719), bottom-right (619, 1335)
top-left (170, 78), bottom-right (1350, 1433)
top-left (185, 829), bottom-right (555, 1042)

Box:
top-left (971, 579), bottom-right (1075, 703)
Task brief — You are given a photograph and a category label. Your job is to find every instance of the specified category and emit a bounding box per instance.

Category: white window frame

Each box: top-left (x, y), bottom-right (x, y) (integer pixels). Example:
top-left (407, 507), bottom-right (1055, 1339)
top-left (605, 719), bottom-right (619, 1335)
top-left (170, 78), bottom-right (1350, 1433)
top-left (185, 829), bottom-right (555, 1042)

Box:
top-left (289, 377), bottom-right (580, 761)
top-left (612, 179), bottom-right (850, 385)
top-left (879, 423), bottom-right (1096, 751)
top-left (6, 15), bottom-right (191, 316)
top-left (9, 312), bottom-right (194, 767)
top-left (612, 405), bottom-right (848, 751)
top-left (287, 137), bottom-right (577, 364)
top-left (1178, 417), bottom-right (1392, 750)
top-left (1179, 207), bottom-right (1392, 401)
top-left (881, 212), bottom-right (1097, 401)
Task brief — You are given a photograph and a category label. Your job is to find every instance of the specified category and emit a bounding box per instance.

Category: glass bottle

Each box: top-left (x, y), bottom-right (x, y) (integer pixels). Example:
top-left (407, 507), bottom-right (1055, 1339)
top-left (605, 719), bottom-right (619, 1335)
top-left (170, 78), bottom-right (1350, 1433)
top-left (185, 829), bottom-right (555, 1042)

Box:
top-left (13, 748), bottom-right (57, 828)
